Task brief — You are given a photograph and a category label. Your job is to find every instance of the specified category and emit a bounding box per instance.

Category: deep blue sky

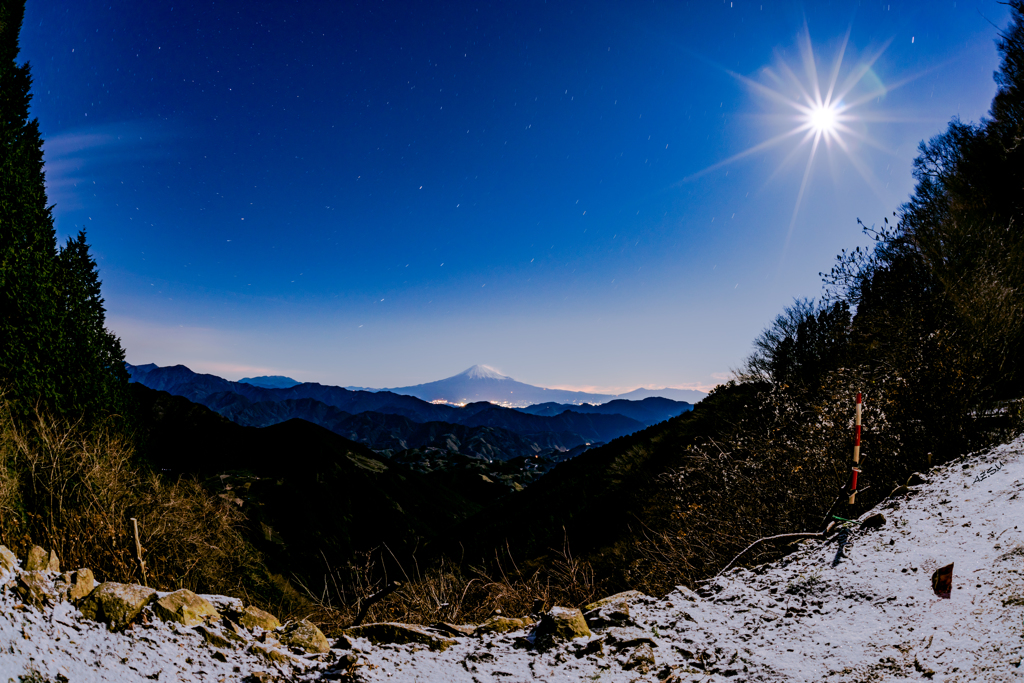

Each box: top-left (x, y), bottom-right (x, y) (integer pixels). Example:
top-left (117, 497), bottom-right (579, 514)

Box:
top-left (23, 0), bottom-right (1009, 391)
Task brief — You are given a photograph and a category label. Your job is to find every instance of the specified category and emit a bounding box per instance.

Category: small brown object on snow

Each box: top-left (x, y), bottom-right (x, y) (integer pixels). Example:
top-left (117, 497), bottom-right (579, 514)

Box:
top-left (931, 562), bottom-right (953, 599)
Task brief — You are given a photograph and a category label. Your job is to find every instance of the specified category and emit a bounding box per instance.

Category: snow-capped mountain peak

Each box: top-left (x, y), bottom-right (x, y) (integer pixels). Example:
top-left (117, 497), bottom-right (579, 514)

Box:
top-left (459, 364), bottom-right (510, 380)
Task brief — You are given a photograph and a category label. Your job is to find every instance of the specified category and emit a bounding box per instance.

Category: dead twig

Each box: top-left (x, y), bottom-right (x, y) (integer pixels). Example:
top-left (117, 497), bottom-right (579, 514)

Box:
top-left (353, 580), bottom-right (402, 627)
top-left (718, 532), bottom-right (823, 576)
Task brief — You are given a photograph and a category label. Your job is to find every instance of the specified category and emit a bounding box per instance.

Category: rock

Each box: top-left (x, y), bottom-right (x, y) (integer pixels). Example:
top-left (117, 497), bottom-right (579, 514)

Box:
top-left (605, 627), bottom-right (659, 650)
top-left (431, 622), bottom-right (477, 637)
top-left (337, 652), bottom-right (360, 670)
top-left (238, 605), bottom-right (281, 631)
top-left (78, 582), bottom-right (157, 631)
top-left (243, 673), bottom-right (275, 683)
top-left (195, 624), bottom-right (239, 649)
top-left (16, 571), bottom-right (56, 608)
top-left (583, 600), bottom-right (630, 628)
top-left (583, 590), bottom-right (650, 612)
top-left (533, 606), bottom-right (592, 650)
top-left (224, 619), bottom-right (249, 641)
top-left (55, 568), bottom-right (95, 602)
top-left (153, 589), bottom-right (220, 627)
top-left (47, 549), bottom-right (59, 573)
top-left (333, 634), bottom-right (356, 650)
top-left (53, 572), bottom-right (71, 600)
top-left (25, 546), bottom-right (48, 571)
top-left (250, 643), bottom-right (295, 665)
top-left (200, 593), bottom-right (243, 618)
top-left (860, 513), bottom-right (886, 530)
top-left (277, 620), bottom-right (330, 654)
top-left (0, 545), bottom-right (17, 572)
top-left (474, 615), bottom-right (535, 636)
top-left (623, 642), bottom-right (656, 673)
top-left (573, 637), bottom-right (605, 659)
top-left (672, 586), bottom-right (701, 603)
top-left (344, 622), bottom-right (457, 651)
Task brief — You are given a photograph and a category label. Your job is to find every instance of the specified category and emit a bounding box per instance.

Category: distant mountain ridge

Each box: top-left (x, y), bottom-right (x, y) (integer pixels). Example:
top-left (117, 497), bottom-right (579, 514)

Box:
top-left (384, 364), bottom-right (707, 406)
top-left (126, 364), bottom-right (692, 463)
top-left (239, 375), bottom-right (301, 389)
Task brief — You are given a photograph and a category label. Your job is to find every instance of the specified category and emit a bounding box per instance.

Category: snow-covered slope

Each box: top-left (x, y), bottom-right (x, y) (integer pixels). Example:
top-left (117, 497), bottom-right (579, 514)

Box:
top-left (1, 435), bottom-right (1021, 682)
top-left (347, 435), bottom-right (1024, 682)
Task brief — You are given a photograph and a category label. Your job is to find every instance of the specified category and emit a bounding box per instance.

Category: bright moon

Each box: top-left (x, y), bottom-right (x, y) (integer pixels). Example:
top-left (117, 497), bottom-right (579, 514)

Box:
top-left (807, 101), bottom-right (839, 135)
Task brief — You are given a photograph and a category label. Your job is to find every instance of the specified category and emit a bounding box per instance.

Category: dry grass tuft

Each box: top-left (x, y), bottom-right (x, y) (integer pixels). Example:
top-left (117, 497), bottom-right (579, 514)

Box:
top-left (287, 539), bottom-right (600, 635)
top-left (0, 399), bottom-right (267, 599)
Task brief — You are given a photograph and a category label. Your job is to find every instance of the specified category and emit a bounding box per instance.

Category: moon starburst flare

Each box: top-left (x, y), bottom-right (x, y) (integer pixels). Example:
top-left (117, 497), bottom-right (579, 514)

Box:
top-left (685, 24), bottom-right (907, 255)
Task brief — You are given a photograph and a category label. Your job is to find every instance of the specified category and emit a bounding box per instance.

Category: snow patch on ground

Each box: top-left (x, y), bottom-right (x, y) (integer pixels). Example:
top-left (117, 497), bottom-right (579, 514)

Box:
top-left (1, 436), bottom-right (1022, 682)
top-left (348, 435), bottom-right (1024, 682)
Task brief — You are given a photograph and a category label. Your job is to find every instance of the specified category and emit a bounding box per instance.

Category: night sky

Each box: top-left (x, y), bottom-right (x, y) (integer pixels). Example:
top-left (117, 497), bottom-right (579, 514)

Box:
top-left (21, 1), bottom-right (1010, 392)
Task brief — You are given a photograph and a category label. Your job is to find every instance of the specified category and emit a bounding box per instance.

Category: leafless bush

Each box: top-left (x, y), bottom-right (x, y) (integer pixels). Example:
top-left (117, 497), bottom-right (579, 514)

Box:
top-left (631, 372), bottom-right (916, 595)
top-left (0, 399), bottom-right (265, 598)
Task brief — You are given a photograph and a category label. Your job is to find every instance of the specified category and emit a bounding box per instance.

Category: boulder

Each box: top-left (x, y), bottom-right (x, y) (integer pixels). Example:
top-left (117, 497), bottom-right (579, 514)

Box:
top-left (277, 620), bottom-right (330, 654)
top-left (671, 586), bottom-right (701, 603)
top-left (200, 594), bottom-right (243, 618)
top-left (249, 643), bottom-right (296, 665)
top-left (584, 599), bottom-right (631, 628)
top-left (344, 622), bottom-right (457, 651)
top-left (68, 568), bottom-right (95, 601)
top-left (243, 672), bottom-right (275, 683)
top-left (0, 545), bottom-right (17, 572)
top-left (54, 568), bottom-right (95, 603)
top-left (533, 606), bottom-right (592, 649)
top-left (475, 615), bottom-right (535, 636)
top-left (153, 589), bottom-right (220, 627)
top-left (333, 634), bottom-right (356, 650)
top-left (195, 624), bottom-right (242, 649)
top-left (25, 546), bottom-right (48, 571)
top-left (605, 627), bottom-right (659, 650)
top-left (431, 623), bottom-right (477, 637)
top-left (583, 590), bottom-right (650, 612)
top-left (47, 549), bottom-right (59, 573)
top-left (78, 582), bottom-right (157, 631)
top-left (16, 571), bottom-right (56, 609)
top-left (224, 619), bottom-right (249, 641)
top-left (623, 643), bottom-right (656, 673)
top-left (239, 605), bottom-right (281, 631)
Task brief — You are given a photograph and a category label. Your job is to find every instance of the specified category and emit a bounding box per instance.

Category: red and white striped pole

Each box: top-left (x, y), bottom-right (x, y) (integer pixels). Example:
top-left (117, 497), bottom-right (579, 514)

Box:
top-left (849, 393), bottom-right (862, 505)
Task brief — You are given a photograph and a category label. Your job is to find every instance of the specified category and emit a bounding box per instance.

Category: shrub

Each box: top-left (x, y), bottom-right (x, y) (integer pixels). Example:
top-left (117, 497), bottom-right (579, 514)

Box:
top-left (0, 398), bottom-right (267, 598)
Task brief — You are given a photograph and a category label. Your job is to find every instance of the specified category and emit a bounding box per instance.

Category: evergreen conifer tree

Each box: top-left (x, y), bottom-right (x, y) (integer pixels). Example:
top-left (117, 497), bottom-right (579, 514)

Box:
top-left (1, 0), bottom-right (128, 421)
top-left (0, 0), bottom-right (60, 416)
top-left (56, 231), bottom-right (129, 421)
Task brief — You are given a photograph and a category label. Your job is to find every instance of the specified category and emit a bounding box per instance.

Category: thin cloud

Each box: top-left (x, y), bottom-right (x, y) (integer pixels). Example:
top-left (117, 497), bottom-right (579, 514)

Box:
top-left (42, 123), bottom-right (170, 210)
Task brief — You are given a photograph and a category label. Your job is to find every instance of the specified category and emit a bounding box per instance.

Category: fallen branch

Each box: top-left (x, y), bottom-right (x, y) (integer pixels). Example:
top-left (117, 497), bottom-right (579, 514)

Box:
top-left (717, 532), bottom-right (823, 576)
top-left (352, 580), bottom-right (402, 627)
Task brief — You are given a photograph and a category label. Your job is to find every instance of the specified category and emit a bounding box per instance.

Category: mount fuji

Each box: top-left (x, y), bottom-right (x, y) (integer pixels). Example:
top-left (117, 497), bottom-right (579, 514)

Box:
top-left (384, 365), bottom-right (705, 407)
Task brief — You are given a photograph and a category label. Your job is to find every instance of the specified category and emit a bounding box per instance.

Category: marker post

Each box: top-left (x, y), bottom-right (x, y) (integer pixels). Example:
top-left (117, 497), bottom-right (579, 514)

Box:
top-left (849, 393), bottom-right (862, 505)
